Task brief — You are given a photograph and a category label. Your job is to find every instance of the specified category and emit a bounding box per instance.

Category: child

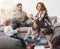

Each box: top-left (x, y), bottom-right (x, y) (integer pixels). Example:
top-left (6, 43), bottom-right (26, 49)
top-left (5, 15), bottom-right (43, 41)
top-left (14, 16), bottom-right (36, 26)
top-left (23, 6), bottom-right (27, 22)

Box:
top-left (44, 27), bottom-right (60, 49)
top-left (4, 19), bottom-right (26, 49)
top-left (24, 19), bottom-right (48, 45)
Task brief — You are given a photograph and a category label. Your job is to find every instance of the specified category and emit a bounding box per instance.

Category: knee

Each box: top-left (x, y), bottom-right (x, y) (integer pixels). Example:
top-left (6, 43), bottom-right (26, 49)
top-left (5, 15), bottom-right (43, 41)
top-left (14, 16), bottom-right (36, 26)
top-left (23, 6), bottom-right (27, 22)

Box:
top-left (12, 23), bottom-right (18, 30)
top-left (20, 23), bottom-right (26, 27)
top-left (28, 22), bottom-right (32, 27)
top-left (40, 39), bottom-right (48, 44)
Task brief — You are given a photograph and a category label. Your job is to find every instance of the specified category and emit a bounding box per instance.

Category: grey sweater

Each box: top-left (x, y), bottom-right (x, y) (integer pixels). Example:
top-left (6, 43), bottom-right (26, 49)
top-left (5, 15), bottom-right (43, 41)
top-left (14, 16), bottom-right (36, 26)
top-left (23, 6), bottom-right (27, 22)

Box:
top-left (12, 11), bottom-right (27, 23)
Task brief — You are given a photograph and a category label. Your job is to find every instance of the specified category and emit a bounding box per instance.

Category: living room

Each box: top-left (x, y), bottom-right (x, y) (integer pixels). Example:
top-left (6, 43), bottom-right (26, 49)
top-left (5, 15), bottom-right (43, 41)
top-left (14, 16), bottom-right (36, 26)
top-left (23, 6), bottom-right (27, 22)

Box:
top-left (0, 0), bottom-right (60, 49)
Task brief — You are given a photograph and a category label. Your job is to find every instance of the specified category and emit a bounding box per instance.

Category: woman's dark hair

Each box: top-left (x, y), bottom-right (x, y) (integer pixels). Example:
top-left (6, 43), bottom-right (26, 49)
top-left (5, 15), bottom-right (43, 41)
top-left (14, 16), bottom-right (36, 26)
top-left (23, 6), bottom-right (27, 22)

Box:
top-left (32, 19), bottom-right (41, 33)
top-left (43, 27), bottom-right (54, 35)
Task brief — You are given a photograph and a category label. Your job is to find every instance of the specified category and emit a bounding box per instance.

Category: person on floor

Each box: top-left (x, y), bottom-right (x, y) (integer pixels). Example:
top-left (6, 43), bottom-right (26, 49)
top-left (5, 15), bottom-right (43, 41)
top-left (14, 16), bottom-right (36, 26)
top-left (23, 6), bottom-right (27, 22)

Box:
top-left (30, 2), bottom-right (52, 28)
top-left (44, 27), bottom-right (60, 49)
top-left (24, 19), bottom-right (48, 45)
top-left (12, 3), bottom-right (32, 30)
top-left (4, 19), bottom-right (26, 49)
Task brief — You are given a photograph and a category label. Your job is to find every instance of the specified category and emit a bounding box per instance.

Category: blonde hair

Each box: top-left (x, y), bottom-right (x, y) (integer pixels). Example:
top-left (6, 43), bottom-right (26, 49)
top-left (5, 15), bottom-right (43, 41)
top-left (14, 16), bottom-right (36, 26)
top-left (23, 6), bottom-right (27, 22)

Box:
top-left (4, 19), bottom-right (12, 26)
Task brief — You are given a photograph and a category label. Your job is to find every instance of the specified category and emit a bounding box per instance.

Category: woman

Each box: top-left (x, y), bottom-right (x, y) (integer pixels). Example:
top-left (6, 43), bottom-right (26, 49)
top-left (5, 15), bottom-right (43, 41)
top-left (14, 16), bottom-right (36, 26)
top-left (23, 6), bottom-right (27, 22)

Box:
top-left (30, 2), bottom-right (52, 28)
top-left (24, 19), bottom-right (48, 45)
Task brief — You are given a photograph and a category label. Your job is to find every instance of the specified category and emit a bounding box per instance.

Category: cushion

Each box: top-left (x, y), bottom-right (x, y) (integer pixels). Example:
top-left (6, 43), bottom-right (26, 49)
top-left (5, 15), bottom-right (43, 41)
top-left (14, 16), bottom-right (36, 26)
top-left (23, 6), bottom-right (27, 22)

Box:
top-left (0, 36), bottom-right (22, 49)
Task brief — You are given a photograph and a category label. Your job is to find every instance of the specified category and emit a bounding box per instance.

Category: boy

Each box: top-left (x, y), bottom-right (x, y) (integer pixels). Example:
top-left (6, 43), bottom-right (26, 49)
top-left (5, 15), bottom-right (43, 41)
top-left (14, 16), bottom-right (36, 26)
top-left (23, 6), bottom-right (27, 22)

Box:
top-left (44, 27), bottom-right (60, 49)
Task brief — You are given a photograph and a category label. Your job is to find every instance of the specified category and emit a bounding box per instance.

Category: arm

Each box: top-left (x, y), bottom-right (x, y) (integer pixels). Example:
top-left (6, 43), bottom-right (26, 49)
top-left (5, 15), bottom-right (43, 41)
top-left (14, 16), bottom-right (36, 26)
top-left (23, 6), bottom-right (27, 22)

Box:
top-left (38, 11), bottom-right (46, 21)
top-left (24, 28), bottom-right (31, 39)
top-left (4, 26), bottom-right (17, 35)
top-left (45, 35), bottom-right (53, 49)
top-left (12, 12), bottom-right (16, 23)
top-left (48, 40), bottom-right (53, 49)
top-left (24, 12), bottom-right (29, 22)
top-left (29, 14), bottom-right (36, 20)
top-left (44, 10), bottom-right (52, 26)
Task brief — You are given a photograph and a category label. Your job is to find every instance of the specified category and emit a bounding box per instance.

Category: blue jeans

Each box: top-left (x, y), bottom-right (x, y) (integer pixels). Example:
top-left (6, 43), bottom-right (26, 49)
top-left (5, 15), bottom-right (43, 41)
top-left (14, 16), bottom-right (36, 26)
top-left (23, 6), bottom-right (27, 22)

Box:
top-left (40, 21), bottom-right (48, 28)
top-left (10, 34), bottom-right (26, 48)
top-left (24, 37), bottom-right (48, 45)
top-left (54, 46), bottom-right (60, 49)
top-left (12, 22), bottom-right (32, 30)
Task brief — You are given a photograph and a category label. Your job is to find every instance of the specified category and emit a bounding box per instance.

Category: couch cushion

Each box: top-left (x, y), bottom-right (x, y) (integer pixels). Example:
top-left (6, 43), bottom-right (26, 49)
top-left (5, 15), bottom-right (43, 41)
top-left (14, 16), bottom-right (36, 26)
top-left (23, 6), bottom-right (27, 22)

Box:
top-left (49, 16), bottom-right (57, 26)
top-left (0, 36), bottom-right (22, 49)
top-left (55, 27), bottom-right (60, 33)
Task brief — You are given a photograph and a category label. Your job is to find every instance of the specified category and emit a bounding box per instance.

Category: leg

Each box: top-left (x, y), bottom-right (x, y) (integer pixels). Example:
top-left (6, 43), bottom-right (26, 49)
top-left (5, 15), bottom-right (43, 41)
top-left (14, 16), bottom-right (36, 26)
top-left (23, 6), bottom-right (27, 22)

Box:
top-left (12, 22), bottom-right (18, 30)
top-left (10, 34), bottom-right (26, 49)
top-left (20, 22), bottom-right (26, 27)
top-left (24, 37), bottom-right (35, 44)
top-left (28, 22), bottom-right (32, 27)
top-left (55, 46), bottom-right (60, 49)
top-left (36, 39), bottom-right (48, 45)
top-left (40, 22), bottom-right (48, 28)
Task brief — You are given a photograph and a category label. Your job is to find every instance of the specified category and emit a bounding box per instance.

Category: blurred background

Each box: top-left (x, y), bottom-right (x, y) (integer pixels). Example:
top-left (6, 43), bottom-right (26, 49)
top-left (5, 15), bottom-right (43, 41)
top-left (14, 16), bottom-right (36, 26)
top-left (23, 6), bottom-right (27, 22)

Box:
top-left (0, 0), bottom-right (60, 22)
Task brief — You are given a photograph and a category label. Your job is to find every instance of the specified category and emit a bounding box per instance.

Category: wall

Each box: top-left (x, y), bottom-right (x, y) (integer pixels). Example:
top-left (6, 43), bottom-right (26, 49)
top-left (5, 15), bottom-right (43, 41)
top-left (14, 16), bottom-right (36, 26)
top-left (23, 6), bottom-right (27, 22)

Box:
top-left (0, 0), bottom-right (60, 22)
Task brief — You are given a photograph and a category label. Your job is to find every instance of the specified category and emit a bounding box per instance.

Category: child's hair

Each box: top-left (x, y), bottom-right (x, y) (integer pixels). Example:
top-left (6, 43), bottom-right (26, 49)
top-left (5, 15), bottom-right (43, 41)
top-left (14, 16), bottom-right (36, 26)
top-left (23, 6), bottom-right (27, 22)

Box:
top-left (43, 27), bottom-right (54, 35)
top-left (4, 19), bottom-right (11, 26)
top-left (32, 19), bottom-right (41, 33)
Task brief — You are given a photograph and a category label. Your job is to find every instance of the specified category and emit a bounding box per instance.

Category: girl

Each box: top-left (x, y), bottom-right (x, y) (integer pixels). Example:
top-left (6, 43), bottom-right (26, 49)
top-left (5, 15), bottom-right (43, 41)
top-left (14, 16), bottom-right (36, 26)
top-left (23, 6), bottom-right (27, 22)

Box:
top-left (30, 2), bottom-right (52, 28)
top-left (24, 19), bottom-right (48, 45)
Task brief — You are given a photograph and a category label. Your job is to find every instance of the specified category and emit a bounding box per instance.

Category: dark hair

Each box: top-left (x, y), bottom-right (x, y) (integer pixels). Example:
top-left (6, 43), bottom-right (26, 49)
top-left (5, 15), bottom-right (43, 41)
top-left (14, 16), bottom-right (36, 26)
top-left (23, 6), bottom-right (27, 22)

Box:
top-left (32, 19), bottom-right (41, 33)
top-left (16, 3), bottom-right (22, 7)
top-left (36, 2), bottom-right (46, 11)
top-left (43, 27), bottom-right (54, 35)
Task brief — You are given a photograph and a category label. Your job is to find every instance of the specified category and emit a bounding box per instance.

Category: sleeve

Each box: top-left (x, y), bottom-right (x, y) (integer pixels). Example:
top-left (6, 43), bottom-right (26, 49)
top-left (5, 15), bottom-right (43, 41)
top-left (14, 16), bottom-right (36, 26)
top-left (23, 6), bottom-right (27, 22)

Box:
top-left (4, 26), bottom-right (17, 35)
top-left (24, 12), bottom-right (29, 22)
top-left (39, 11), bottom-right (45, 21)
top-left (35, 13), bottom-right (39, 20)
top-left (9, 30), bottom-right (17, 34)
top-left (44, 11), bottom-right (52, 26)
top-left (36, 11), bottom-right (46, 21)
top-left (52, 35), bottom-right (60, 47)
top-left (24, 28), bottom-right (31, 39)
top-left (11, 12), bottom-right (16, 22)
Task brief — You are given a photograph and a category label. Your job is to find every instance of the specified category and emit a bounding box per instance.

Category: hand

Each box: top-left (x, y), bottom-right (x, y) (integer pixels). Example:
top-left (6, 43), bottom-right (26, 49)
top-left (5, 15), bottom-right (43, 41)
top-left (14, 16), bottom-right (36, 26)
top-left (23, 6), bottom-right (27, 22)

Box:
top-left (29, 14), bottom-right (35, 19)
top-left (16, 28), bottom-right (20, 33)
top-left (34, 38), bottom-right (40, 42)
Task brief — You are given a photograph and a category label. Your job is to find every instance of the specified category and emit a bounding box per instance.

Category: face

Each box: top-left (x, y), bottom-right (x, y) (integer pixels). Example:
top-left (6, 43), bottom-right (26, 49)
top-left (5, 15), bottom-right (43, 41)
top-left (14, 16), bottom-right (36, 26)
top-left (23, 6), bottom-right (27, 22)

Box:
top-left (33, 22), bottom-right (38, 29)
top-left (45, 34), bottom-right (52, 41)
top-left (17, 5), bottom-right (22, 11)
top-left (37, 4), bottom-right (41, 12)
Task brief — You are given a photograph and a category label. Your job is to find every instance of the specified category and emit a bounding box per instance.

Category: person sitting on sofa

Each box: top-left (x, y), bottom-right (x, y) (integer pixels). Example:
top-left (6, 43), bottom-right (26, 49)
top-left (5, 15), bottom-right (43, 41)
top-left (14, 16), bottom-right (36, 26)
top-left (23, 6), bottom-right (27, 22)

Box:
top-left (4, 19), bottom-right (26, 49)
top-left (44, 27), bottom-right (60, 49)
top-left (12, 3), bottom-right (32, 30)
top-left (24, 19), bottom-right (48, 45)
top-left (30, 2), bottom-right (52, 28)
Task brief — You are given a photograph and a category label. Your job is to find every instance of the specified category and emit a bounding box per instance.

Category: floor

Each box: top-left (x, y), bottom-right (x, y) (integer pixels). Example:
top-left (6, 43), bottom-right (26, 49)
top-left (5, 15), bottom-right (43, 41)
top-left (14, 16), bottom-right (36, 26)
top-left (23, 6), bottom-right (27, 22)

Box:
top-left (34, 45), bottom-right (50, 49)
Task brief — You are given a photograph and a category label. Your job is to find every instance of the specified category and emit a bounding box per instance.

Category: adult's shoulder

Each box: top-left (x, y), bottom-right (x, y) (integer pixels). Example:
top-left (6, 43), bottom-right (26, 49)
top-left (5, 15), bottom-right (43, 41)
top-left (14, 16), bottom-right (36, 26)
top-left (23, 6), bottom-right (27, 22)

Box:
top-left (22, 11), bottom-right (27, 14)
top-left (43, 10), bottom-right (47, 13)
top-left (22, 11), bottom-right (27, 13)
top-left (12, 11), bottom-right (18, 16)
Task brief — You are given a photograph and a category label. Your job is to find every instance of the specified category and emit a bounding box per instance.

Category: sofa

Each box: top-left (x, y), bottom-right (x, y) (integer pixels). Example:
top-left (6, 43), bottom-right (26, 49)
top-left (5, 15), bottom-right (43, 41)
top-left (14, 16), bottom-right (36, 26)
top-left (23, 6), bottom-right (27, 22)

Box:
top-left (0, 16), bottom-right (60, 49)
top-left (18, 16), bottom-right (60, 38)
top-left (0, 36), bottom-right (22, 49)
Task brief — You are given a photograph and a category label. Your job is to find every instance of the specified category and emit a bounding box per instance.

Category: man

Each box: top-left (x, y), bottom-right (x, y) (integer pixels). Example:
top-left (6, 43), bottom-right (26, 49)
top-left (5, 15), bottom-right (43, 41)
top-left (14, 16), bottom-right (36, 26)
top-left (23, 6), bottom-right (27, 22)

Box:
top-left (12, 3), bottom-right (32, 30)
top-left (44, 27), bottom-right (60, 49)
